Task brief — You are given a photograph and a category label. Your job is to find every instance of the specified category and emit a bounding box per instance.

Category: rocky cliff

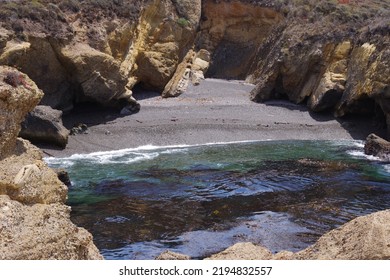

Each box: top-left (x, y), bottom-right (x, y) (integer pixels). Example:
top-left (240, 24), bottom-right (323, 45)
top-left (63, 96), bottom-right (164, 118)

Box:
top-left (0, 66), bottom-right (102, 259)
top-left (248, 0), bottom-right (390, 138)
top-left (0, 0), bottom-right (388, 137)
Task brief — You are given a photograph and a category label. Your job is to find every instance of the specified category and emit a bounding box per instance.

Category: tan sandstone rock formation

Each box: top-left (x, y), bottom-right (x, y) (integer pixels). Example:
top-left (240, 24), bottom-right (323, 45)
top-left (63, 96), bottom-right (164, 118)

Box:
top-left (0, 0), bottom-right (202, 109)
top-left (0, 67), bottom-right (102, 259)
top-left (0, 66), bottom-right (43, 159)
top-left (206, 242), bottom-right (273, 260)
top-left (0, 195), bottom-right (101, 260)
top-left (248, 1), bottom-right (389, 136)
top-left (0, 37), bottom-right (71, 110)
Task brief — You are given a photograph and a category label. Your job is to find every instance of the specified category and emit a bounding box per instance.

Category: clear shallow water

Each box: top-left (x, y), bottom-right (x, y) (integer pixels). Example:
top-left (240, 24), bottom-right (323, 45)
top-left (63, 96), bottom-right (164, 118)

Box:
top-left (45, 140), bottom-right (390, 259)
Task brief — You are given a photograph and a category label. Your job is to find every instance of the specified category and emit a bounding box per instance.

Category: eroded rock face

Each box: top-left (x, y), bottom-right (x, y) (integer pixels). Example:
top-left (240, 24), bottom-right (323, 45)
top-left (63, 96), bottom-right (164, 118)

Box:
top-left (0, 0), bottom-right (201, 108)
top-left (0, 139), bottom-right (67, 204)
top-left (0, 37), bottom-right (72, 110)
top-left (56, 42), bottom-right (130, 104)
top-left (199, 0), bottom-right (283, 79)
top-left (0, 195), bottom-right (102, 260)
top-left (125, 0), bottom-right (200, 91)
top-left (0, 68), bottom-right (102, 259)
top-left (0, 66), bottom-right (43, 159)
top-left (248, 3), bottom-right (389, 135)
top-left (208, 210), bottom-right (390, 260)
top-left (308, 42), bottom-right (351, 112)
top-left (162, 49), bottom-right (210, 97)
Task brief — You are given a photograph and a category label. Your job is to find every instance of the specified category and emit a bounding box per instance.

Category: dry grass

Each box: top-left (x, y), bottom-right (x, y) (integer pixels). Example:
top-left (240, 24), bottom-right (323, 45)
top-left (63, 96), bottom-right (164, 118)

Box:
top-left (272, 0), bottom-right (390, 24)
top-left (0, 0), bottom-right (143, 38)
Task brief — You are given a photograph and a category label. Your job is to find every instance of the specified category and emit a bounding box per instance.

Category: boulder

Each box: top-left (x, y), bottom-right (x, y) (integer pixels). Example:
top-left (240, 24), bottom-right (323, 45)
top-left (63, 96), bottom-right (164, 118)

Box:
top-left (155, 250), bottom-right (190, 260)
top-left (19, 105), bottom-right (69, 148)
top-left (295, 210), bottom-right (390, 260)
top-left (56, 43), bottom-right (130, 105)
top-left (364, 133), bottom-right (390, 161)
top-left (206, 242), bottom-right (273, 260)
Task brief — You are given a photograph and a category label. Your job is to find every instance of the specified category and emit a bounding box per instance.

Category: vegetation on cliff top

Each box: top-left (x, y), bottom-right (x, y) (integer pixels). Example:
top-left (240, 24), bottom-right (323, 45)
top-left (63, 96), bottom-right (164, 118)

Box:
top-left (0, 0), bottom-right (143, 38)
top-left (275, 0), bottom-right (389, 23)
top-left (0, 0), bottom-right (388, 40)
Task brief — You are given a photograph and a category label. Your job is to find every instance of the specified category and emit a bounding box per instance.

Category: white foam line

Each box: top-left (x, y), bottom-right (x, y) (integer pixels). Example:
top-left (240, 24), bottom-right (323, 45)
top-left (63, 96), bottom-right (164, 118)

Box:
top-left (347, 150), bottom-right (390, 163)
top-left (329, 139), bottom-right (364, 148)
top-left (44, 139), bottom-right (362, 163)
top-left (44, 140), bottom-right (264, 161)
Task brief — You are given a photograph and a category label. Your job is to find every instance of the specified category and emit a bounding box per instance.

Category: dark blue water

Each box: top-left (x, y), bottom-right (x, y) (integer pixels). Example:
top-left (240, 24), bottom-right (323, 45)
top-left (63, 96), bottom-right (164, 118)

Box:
top-left (45, 140), bottom-right (390, 259)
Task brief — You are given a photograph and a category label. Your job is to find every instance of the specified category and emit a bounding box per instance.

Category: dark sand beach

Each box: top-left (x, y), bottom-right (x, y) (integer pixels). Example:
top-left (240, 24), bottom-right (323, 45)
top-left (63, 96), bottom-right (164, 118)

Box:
top-left (41, 79), bottom-right (384, 157)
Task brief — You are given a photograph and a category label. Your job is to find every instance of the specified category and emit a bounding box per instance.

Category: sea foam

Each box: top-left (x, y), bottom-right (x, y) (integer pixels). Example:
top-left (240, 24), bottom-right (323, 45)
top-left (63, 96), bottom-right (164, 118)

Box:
top-left (43, 140), bottom-right (261, 166)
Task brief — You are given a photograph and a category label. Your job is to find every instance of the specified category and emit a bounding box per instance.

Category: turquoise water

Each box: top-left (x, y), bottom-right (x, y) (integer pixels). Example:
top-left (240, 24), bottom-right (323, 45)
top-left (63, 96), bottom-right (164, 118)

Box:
top-left (45, 140), bottom-right (390, 259)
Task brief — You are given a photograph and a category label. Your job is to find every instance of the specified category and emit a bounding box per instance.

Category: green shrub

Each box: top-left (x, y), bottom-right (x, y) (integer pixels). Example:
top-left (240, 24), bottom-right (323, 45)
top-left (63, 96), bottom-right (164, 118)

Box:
top-left (177, 17), bottom-right (189, 28)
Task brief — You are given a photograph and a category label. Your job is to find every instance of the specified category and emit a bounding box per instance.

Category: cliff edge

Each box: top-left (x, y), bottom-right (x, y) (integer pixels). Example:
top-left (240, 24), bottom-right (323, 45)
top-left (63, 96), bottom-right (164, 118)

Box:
top-left (0, 66), bottom-right (102, 259)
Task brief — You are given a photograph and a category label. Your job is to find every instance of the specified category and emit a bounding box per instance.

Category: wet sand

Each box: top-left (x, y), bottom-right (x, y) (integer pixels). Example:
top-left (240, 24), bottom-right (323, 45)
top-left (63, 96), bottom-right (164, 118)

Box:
top-left (41, 79), bottom-right (384, 157)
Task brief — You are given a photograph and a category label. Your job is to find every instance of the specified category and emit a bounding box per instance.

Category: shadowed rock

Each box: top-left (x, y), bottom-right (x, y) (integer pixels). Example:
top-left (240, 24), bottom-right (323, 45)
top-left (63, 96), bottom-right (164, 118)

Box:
top-left (364, 133), bottom-right (390, 161)
top-left (20, 105), bottom-right (69, 148)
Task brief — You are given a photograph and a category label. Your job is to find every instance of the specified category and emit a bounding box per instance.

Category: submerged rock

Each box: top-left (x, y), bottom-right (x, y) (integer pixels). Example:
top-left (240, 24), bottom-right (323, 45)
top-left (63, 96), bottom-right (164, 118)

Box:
top-left (19, 105), bottom-right (69, 148)
top-left (155, 251), bottom-right (190, 260)
top-left (364, 134), bottom-right (390, 161)
top-left (208, 210), bottom-right (390, 260)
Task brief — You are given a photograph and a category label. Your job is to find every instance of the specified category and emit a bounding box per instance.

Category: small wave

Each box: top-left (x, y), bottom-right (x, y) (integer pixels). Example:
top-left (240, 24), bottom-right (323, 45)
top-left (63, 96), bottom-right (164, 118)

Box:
top-left (44, 158), bottom-right (75, 168)
top-left (347, 150), bottom-right (390, 175)
top-left (43, 140), bottom-right (262, 165)
top-left (45, 151), bottom-right (160, 165)
top-left (329, 139), bottom-right (364, 148)
top-left (347, 150), bottom-right (384, 162)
